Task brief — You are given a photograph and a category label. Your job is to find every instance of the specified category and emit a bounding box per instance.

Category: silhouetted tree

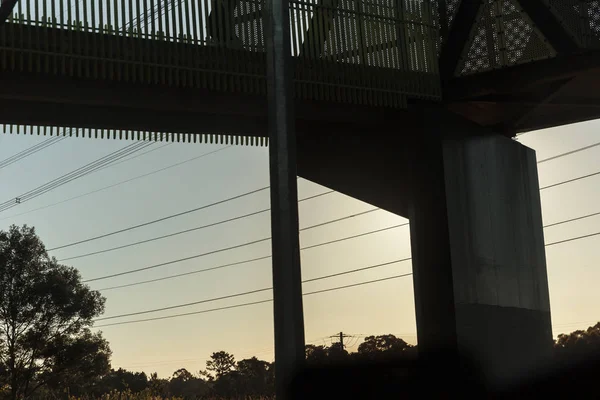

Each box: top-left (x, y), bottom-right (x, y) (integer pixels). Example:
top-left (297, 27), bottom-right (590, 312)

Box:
top-left (168, 368), bottom-right (209, 399)
top-left (0, 225), bottom-right (110, 400)
top-left (305, 345), bottom-right (329, 365)
top-left (206, 351), bottom-right (235, 379)
top-left (356, 334), bottom-right (415, 361)
top-left (555, 322), bottom-right (600, 361)
top-left (235, 357), bottom-right (272, 396)
top-left (148, 372), bottom-right (168, 397)
top-left (91, 368), bottom-right (148, 395)
top-left (328, 342), bottom-right (349, 363)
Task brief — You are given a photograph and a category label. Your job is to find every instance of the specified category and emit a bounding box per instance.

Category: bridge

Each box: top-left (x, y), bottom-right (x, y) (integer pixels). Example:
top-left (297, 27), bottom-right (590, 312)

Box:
top-left (2, 0), bottom-right (600, 396)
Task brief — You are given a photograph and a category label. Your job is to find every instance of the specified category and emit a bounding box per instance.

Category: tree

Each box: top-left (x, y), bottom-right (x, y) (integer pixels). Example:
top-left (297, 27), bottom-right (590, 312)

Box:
top-left (0, 225), bottom-right (111, 400)
top-left (168, 368), bottom-right (209, 399)
top-left (327, 342), bottom-right (349, 362)
top-left (555, 322), bottom-right (600, 360)
top-left (305, 345), bottom-right (329, 365)
top-left (357, 334), bottom-right (415, 360)
top-left (205, 351), bottom-right (235, 379)
top-left (92, 368), bottom-right (148, 395)
top-left (235, 357), bottom-right (273, 396)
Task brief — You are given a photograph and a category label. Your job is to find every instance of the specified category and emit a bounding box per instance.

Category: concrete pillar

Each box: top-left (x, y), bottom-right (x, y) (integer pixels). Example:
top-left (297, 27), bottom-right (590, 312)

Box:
top-left (409, 132), bottom-right (553, 388)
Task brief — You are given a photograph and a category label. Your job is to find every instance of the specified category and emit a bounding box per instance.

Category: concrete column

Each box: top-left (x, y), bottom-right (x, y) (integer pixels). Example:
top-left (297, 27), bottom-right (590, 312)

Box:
top-left (409, 132), bottom-right (553, 387)
top-left (265, 1), bottom-right (305, 399)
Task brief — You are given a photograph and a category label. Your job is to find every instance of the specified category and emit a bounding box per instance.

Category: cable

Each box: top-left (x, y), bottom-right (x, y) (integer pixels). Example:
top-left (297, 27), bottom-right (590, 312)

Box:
top-left (0, 141), bottom-right (149, 208)
top-left (49, 186), bottom-right (335, 253)
top-left (537, 141), bottom-right (600, 164)
top-left (84, 220), bottom-right (406, 283)
top-left (0, 141), bottom-right (154, 212)
top-left (299, 224), bottom-right (407, 252)
top-left (93, 207), bottom-right (600, 291)
top-left (48, 184), bottom-right (269, 251)
top-left (543, 210), bottom-right (600, 228)
top-left (0, 136), bottom-right (65, 169)
top-left (545, 231), bottom-right (600, 248)
top-left (94, 142), bottom-right (171, 173)
top-left (98, 255), bottom-right (272, 291)
top-left (94, 273), bottom-right (412, 328)
top-left (84, 236), bottom-right (271, 283)
top-left (0, 146), bottom-right (231, 222)
top-left (98, 258), bottom-right (410, 321)
top-left (540, 170), bottom-right (600, 191)
top-left (58, 206), bottom-right (376, 262)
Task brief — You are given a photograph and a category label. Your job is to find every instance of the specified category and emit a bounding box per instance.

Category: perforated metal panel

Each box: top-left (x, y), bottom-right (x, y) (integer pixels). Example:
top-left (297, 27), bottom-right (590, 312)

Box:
top-left (542, 0), bottom-right (600, 48)
top-left (446, 0), bottom-right (461, 28)
top-left (544, 0), bottom-right (585, 46)
top-left (589, 1), bottom-right (600, 39)
top-left (458, 0), bottom-right (556, 76)
top-left (233, 0), bottom-right (265, 52)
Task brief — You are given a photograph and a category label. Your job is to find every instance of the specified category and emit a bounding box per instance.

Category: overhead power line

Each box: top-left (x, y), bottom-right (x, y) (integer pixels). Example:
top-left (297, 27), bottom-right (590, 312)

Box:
top-left (0, 141), bottom-right (154, 213)
top-left (93, 141), bottom-right (172, 173)
top-left (58, 206), bottom-right (376, 262)
top-left (95, 258), bottom-right (412, 322)
top-left (48, 184), bottom-right (270, 251)
top-left (545, 231), bottom-right (600, 248)
top-left (50, 161), bottom-right (600, 252)
top-left (537, 141), bottom-right (600, 164)
top-left (49, 186), bottom-right (335, 253)
top-left (94, 273), bottom-right (413, 328)
top-left (543, 210), bottom-right (600, 228)
top-left (94, 207), bottom-right (600, 292)
top-left (540, 170), bottom-right (600, 191)
top-left (0, 136), bottom-right (65, 169)
top-left (0, 146), bottom-right (231, 222)
top-left (83, 221), bottom-right (406, 283)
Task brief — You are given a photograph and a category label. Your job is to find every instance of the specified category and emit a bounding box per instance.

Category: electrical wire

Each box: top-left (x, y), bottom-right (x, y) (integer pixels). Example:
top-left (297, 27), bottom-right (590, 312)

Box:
top-left (0, 141), bottom-right (154, 212)
top-left (49, 187), bottom-right (334, 253)
top-left (48, 184), bottom-right (270, 251)
top-left (537, 141), bottom-right (600, 164)
top-left (540, 170), bottom-right (600, 191)
top-left (58, 207), bottom-right (376, 262)
top-left (50, 160), bottom-right (600, 252)
top-left (0, 136), bottom-right (65, 169)
top-left (94, 142), bottom-right (171, 173)
top-left (543, 210), bottom-right (600, 228)
top-left (0, 146), bottom-right (231, 222)
top-left (94, 273), bottom-right (412, 328)
top-left (545, 231), bottom-right (600, 248)
top-left (92, 207), bottom-right (600, 291)
top-left (83, 221), bottom-right (406, 283)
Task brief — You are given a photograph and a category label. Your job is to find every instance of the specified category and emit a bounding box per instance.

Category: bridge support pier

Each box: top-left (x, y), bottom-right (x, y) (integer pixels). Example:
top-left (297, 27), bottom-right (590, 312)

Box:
top-left (408, 131), bottom-right (553, 387)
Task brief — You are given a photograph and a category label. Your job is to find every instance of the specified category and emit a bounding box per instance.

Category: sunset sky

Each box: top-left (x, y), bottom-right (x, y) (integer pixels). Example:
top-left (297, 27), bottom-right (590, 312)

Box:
top-left (1, 121), bottom-right (599, 377)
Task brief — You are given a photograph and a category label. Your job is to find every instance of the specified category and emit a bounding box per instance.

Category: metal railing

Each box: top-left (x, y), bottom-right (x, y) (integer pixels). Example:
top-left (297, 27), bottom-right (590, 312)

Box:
top-left (0, 0), bottom-right (441, 109)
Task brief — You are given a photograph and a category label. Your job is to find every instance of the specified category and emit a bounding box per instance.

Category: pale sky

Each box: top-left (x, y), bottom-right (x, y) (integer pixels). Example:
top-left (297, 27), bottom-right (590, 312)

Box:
top-left (0, 122), bottom-right (599, 377)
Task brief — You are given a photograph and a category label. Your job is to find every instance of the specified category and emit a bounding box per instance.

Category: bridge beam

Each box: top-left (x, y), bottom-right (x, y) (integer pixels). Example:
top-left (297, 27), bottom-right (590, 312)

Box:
top-left (408, 117), bottom-right (553, 387)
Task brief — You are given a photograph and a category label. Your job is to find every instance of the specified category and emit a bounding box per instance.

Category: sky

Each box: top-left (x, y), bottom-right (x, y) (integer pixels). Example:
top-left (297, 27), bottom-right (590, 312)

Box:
top-left (0, 122), bottom-right (599, 377)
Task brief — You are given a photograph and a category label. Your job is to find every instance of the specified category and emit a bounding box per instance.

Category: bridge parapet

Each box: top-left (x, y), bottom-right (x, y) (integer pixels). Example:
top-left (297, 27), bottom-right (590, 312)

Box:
top-left (0, 0), bottom-right (441, 110)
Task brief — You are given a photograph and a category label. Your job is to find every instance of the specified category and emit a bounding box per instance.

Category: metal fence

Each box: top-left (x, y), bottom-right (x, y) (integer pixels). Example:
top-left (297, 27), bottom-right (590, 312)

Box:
top-left (0, 0), bottom-right (441, 110)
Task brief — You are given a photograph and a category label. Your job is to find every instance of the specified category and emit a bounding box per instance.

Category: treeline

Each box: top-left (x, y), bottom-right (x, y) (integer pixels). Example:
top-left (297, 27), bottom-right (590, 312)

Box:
top-left (54, 326), bottom-right (600, 399)
top-left (61, 334), bottom-right (416, 399)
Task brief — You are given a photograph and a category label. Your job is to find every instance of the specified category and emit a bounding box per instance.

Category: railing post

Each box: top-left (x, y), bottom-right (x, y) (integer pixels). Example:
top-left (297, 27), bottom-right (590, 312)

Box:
top-left (265, 0), bottom-right (306, 399)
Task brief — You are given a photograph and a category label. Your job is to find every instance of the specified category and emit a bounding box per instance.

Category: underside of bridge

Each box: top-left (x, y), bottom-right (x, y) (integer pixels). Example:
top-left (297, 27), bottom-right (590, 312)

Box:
top-left (2, 0), bottom-right (599, 394)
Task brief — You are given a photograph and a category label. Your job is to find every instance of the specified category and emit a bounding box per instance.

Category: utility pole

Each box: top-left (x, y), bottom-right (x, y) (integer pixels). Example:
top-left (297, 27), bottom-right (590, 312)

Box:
top-left (330, 332), bottom-right (351, 349)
